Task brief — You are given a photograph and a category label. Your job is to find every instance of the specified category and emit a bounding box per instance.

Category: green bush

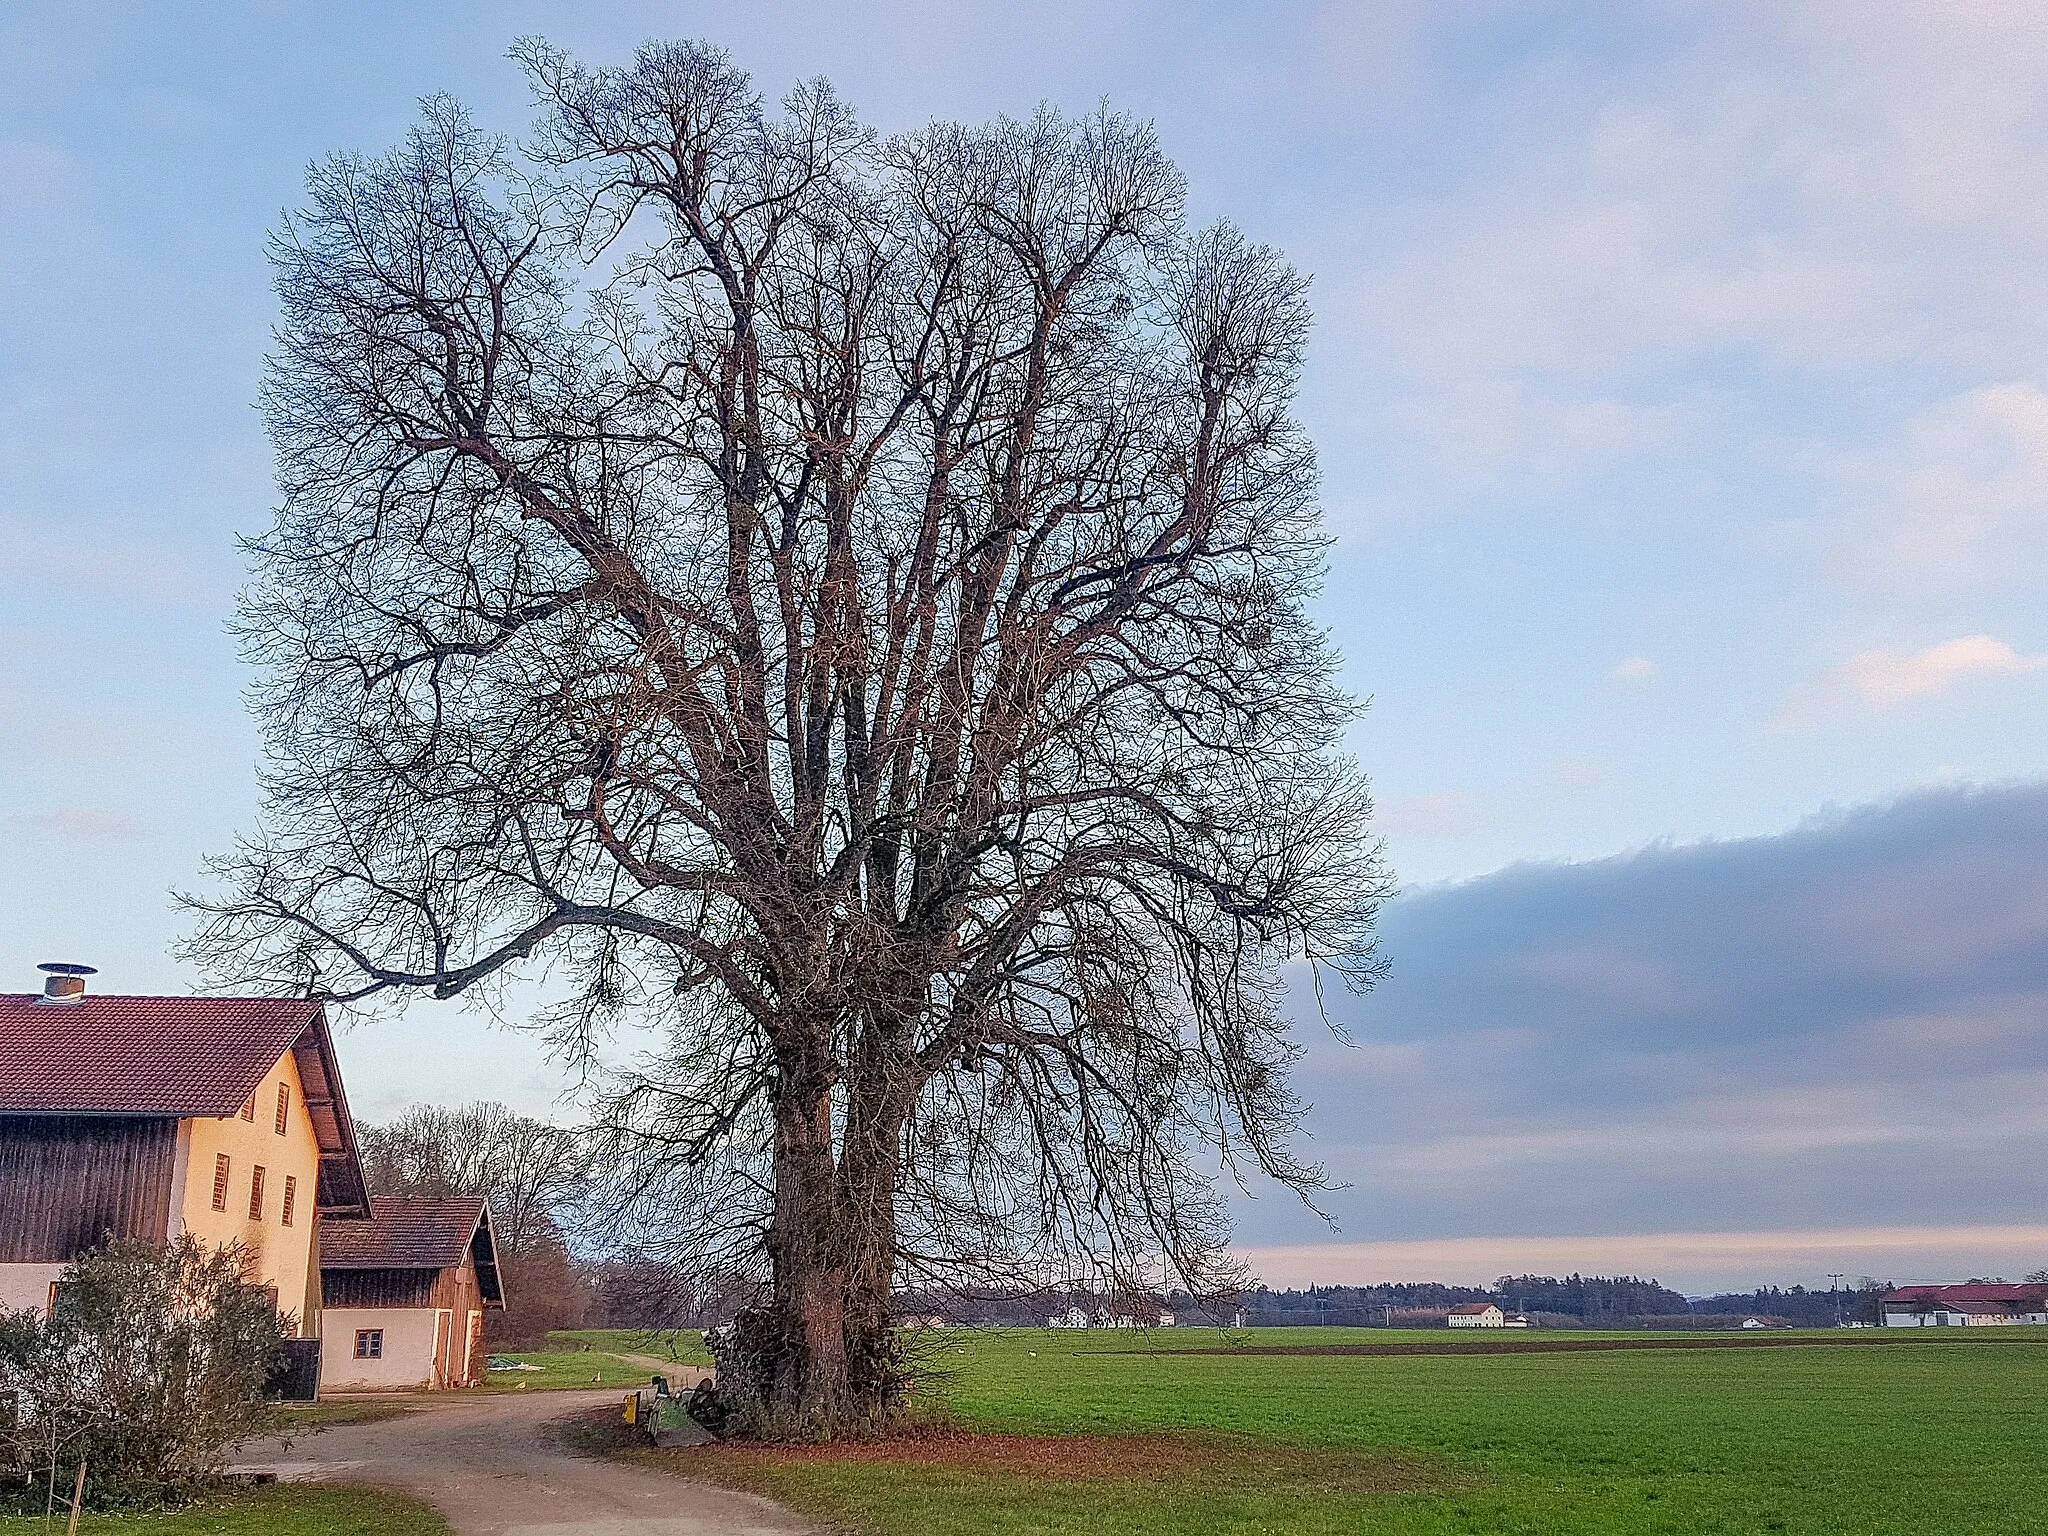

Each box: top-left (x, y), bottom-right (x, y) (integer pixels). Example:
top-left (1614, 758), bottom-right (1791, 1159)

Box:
top-left (0, 1237), bottom-right (288, 1509)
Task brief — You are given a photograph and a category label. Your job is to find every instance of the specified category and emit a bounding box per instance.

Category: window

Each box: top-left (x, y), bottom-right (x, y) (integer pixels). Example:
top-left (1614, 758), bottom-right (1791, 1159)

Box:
top-left (249, 1165), bottom-right (266, 1221)
top-left (239, 1094), bottom-right (255, 1123)
top-left (274, 1083), bottom-right (290, 1135)
top-left (210, 1153), bottom-right (231, 1212)
top-left (281, 1174), bottom-right (297, 1228)
top-left (354, 1329), bottom-right (384, 1360)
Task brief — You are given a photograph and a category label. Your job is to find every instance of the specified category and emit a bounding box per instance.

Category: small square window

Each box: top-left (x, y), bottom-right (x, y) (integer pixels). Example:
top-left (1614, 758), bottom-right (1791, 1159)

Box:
top-left (354, 1329), bottom-right (384, 1360)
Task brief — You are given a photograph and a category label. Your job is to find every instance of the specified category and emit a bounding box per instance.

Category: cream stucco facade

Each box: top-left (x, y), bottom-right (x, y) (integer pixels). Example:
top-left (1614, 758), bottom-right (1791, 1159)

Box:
top-left (0, 1262), bottom-right (66, 1316)
top-left (318, 1306), bottom-right (465, 1391)
top-left (170, 1049), bottom-right (326, 1336)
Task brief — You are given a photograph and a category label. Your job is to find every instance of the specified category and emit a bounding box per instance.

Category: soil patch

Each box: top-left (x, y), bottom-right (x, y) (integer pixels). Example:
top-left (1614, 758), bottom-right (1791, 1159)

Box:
top-left (1133, 1331), bottom-right (2048, 1358)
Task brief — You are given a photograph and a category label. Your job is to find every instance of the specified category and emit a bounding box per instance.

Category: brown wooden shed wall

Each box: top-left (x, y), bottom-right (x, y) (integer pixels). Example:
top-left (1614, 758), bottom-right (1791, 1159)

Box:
top-left (0, 1115), bottom-right (177, 1262)
top-left (319, 1266), bottom-right (438, 1308)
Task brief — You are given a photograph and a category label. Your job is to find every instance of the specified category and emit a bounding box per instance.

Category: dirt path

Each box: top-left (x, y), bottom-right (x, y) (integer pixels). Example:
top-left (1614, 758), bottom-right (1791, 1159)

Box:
top-left (234, 1389), bottom-right (814, 1536)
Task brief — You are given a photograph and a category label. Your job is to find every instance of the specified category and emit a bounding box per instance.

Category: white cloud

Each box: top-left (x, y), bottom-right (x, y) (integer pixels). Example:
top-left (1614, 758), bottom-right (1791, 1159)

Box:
top-left (1859, 382), bottom-right (2048, 582)
top-left (1611, 657), bottom-right (1657, 682)
top-left (1772, 635), bottom-right (2048, 729)
top-left (1314, 0), bottom-right (2048, 514)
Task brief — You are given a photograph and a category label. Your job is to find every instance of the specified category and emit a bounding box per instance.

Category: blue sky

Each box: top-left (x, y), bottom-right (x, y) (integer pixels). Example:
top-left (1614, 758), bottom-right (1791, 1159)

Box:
top-left (6, 1), bottom-right (2048, 1289)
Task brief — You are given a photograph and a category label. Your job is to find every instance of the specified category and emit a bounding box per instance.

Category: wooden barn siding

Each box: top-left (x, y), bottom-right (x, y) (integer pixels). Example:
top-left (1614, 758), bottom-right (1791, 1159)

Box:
top-left (431, 1254), bottom-right (479, 1311)
top-left (320, 1266), bottom-right (438, 1308)
top-left (0, 1115), bottom-right (177, 1262)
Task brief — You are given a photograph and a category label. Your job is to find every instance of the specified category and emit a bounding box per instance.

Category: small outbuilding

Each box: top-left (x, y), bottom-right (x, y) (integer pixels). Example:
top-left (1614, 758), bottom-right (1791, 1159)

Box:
top-left (318, 1196), bottom-right (504, 1390)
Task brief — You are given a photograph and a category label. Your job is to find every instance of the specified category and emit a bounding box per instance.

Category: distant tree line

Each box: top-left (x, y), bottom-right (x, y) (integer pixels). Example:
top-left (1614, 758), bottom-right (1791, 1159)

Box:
top-left (1237, 1274), bottom-right (1902, 1328)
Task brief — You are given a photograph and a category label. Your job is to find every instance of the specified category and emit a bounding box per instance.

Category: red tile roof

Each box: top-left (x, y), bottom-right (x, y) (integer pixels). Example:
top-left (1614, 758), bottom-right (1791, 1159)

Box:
top-left (321, 1196), bottom-right (503, 1305)
top-left (0, 992), bottom-right (371, 1218)
top-left (0, 994), bottom-right (319, 1115)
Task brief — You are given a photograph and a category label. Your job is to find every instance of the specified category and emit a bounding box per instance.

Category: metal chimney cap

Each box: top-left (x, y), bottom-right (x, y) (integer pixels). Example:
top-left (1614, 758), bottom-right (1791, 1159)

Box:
top-left (36, 962), bottom-right (95, 1004)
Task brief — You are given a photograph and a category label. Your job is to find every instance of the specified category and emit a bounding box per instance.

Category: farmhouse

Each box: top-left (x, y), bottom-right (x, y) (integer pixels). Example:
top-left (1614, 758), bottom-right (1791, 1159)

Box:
top-left (1447, 1302), bottom-right (1506, 1328)
top-left (318, 1195), bottom-right (504, 1390)
top-left (1880, 1284), bottom-right (2048, 1327)
top-left (0, 967), bottom-right (370, 1329)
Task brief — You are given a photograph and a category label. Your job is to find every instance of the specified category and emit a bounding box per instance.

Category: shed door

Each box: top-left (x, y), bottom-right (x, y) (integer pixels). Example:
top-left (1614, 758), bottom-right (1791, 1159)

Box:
top-left (432, 1309), bottom-right (452, 1386)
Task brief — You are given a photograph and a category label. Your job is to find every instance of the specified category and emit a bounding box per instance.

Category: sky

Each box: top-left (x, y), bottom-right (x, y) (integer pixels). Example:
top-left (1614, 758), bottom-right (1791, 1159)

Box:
top-left (5, 0), bottom-right (2048, 1293)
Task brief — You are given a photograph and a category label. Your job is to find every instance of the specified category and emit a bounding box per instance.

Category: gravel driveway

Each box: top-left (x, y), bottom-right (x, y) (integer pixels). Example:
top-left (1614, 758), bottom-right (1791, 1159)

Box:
top-left (235, 1389), bottom-right (816, 1535)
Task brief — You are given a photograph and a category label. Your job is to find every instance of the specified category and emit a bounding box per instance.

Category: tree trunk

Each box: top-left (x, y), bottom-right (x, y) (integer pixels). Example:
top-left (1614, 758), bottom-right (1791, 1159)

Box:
top-left (761, 1066), bottom-right (849, 1432)
top-left (836, 1081), bottom-right (905, 1421)
top-left (714, 1044), bottom-right (908, 1440)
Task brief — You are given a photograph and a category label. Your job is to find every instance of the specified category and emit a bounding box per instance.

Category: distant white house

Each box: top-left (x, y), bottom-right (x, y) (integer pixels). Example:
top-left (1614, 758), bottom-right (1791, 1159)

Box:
top-left (1741, 1317), bottom-right (1770, 1329)
top-left (1044, 1303), bottom-right (1176, 1328)
top-left (1881, 1284), bottom-right (2048, 1327)
top-left (1447, 1303), bottom-right (1505, 1328)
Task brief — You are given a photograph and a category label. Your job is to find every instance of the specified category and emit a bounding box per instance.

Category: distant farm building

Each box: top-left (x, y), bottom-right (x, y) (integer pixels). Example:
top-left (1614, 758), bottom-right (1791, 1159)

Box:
top-left (1880, 1284), bottom-right (2048, 1327)
top-left (1447, 1302), bottom-right (1506, 1328)
top-left (1044, 1302), bottom-right (1176, 1328)
top-left (319, 1196), bottom-right (504, 1389)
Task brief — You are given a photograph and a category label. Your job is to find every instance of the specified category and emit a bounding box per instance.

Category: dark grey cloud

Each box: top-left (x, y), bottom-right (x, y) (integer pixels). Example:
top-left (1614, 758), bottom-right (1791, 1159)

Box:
top-left (1235, 781), bottom-right (2048, 1245)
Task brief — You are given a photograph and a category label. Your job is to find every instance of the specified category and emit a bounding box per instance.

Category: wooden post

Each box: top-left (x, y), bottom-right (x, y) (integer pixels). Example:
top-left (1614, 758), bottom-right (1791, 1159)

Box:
top-left (64, 1460), bottom-right (85, 1536)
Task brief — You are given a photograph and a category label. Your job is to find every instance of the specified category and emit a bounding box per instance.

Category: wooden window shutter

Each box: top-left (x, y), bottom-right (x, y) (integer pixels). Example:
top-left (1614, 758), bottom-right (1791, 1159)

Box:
top-left (211, 1153), bottom-right (231, 1211)
top-left (250, 1165), bottom-right (267, 1220)
top-left (240, 1094), bottom-right (256, 1122)
top-left (281, 1174), bottom-right (297, 1227)
top-left (275, 1083), bottom-right (290, 1135)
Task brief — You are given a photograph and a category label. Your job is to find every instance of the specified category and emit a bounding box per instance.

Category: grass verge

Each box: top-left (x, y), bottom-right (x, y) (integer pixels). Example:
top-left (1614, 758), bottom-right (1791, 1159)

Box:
top-left (0, 1484), bottom-right (446, 1534)
top-left (275, 1399), bottom-right (421, 1429)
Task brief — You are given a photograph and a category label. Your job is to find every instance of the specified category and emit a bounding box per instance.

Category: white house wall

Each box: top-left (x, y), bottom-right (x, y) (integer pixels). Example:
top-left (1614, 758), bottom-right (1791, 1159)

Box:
top-left (0, 1262), bottom-right (65, 1316)
top-left (320, 1307), bottom-right (447, 1390)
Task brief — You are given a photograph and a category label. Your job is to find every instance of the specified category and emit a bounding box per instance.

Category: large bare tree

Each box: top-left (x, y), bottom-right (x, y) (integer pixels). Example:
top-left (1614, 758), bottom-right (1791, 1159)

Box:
top-left (187, 38), bottom-right (1387, 1436)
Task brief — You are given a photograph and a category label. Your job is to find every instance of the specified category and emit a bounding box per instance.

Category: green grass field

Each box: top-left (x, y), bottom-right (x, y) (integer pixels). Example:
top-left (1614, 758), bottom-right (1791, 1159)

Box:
top-left (479, 1348), bottom-right (652, 1390)
top-left (644, 1326), bottom-right (2048, 1535)
top-left (547, 1327), bottom-right (715, 1366)
top-left (0, 1485), bottom-right (445, 1534)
